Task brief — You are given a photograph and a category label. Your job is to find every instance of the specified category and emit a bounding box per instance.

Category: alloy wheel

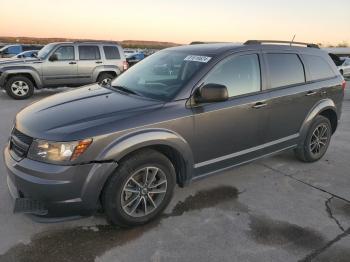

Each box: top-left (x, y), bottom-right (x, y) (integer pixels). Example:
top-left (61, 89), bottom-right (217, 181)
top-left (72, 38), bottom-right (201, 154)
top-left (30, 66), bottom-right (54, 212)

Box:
top-left (100, 78), bottom-right (112, 86)
top-left (121, 167), bottom-right (168, 218)
top-left (310, 123), bottom-right (329, 156)
top-left (11, 81), bottom-right (29, 96)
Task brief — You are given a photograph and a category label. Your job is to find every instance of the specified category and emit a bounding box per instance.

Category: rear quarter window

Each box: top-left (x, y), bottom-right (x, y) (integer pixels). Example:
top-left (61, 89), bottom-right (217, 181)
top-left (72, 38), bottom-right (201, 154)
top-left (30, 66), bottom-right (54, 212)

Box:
top-left (103, 46), bottom-right (121, 59)
top-left (266, 53), bottom-right (305, 89)
top-left (304, 54), bottom-right (335, 81)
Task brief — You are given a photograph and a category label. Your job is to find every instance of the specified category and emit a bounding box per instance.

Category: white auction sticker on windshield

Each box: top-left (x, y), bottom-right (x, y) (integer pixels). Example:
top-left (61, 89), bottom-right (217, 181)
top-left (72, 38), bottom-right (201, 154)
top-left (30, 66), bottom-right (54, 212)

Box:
top-left (184, 55), bottom-right (212, 63)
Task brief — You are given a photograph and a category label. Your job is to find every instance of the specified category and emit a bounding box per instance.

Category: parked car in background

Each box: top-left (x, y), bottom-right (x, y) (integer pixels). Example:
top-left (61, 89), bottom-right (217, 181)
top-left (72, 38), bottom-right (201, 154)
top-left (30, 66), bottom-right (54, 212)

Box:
top-left (0, 44), bottom-right (42, 58)
top-left (12, 50), bottom-right (39, 59)
top-left (4, 40), bottom-right (345, 226)
top-left (0, 41), bottom-right (128, 99)
top-left (338, 57), bottom-right (350, 77)
top-left (124, 49), bottom-right (145, 66)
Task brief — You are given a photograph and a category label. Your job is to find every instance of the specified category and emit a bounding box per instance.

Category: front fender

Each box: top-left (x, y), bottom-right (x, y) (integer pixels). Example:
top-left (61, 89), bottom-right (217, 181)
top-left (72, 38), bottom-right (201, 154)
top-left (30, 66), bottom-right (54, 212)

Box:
top-left (298, 98), bottom-right (337, 146)
top-left (98, 128), bottom-right (195, 185)
top-left (0, 66), bottom-right (43, 88)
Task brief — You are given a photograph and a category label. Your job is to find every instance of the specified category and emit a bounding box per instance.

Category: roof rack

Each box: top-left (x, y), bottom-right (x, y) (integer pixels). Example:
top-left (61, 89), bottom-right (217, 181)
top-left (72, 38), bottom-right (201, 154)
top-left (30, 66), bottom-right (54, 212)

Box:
top-left (244, 40), bottom-right (319, 49)
top-left (73, 40), bottom-right (120, 44)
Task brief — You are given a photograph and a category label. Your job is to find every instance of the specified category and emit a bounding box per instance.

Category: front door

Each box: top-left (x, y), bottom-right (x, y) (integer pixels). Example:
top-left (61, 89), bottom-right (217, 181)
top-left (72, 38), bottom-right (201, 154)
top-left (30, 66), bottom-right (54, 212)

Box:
top-left (42, 45), bottom-right (78, 86)
top-left (192, 52), bottom-right (270, 177)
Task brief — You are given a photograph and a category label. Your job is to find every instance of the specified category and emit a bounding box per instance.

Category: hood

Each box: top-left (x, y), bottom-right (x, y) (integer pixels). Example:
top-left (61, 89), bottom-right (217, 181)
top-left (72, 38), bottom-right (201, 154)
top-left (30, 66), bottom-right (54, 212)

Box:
top-left (16, 84), bottom-right (164, 141)
top-left (0, 57), bottom-right (41, 67)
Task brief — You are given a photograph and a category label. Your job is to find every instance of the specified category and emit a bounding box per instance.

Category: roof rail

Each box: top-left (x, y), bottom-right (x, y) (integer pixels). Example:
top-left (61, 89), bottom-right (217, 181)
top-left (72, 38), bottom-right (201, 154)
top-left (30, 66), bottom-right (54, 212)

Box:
top-left (244, 40), bottom-right (319, 49)
top-left (73, 40), bottom-right (120, 44)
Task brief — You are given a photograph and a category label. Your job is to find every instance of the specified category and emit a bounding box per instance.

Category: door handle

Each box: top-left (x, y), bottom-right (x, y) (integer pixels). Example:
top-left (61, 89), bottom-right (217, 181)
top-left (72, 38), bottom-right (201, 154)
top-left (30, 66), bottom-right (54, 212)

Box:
top-left (252, 102), bottom-right (267, 109)
top-left (69, 61), bottom-right (76, 65)
top-left (95, 61), bottom-right (103, 64)
top-left (305, 90), bottom-right (317, 96)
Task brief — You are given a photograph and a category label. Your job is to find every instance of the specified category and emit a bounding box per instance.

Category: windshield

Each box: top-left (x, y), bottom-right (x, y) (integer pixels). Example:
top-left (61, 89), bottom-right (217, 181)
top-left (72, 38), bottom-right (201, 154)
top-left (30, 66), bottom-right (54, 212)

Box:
top-left (111, 50), bottom-right (210, 101)
top-left (37, 43), bottom-right (57, 59)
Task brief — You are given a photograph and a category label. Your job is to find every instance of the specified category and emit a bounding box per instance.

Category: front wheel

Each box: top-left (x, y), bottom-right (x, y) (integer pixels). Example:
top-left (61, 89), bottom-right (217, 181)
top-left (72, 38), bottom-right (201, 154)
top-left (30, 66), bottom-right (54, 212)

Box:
top-left (5, 76), bottom-right (34, 99)
top-left (294, 115), bottom-right (332, 162)
top-left (102, 149), bottom-right (176, 227)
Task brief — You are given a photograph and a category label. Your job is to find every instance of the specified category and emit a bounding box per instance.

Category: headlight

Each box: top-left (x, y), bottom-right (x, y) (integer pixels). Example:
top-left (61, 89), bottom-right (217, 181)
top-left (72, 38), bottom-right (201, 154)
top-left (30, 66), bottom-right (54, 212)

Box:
top-left (28, 139), bottom-right (92, 164)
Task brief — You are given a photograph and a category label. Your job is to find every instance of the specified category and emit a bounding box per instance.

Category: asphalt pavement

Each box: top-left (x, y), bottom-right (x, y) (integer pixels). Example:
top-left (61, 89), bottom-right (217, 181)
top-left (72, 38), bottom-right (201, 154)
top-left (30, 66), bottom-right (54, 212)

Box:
top-left (0, 84), bottom-right (349, 262)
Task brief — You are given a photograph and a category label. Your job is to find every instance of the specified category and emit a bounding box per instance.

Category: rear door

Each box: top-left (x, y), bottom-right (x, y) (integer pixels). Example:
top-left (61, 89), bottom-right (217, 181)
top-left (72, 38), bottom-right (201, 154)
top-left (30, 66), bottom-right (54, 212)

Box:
top-left (42, 45), bottom-right (78, 86)
top-left (77, 45), bottom-right (102, 84)
top-left (192, 52), bottom-right (271, 176)
top-left (261, 52), bottom-right (320, 147)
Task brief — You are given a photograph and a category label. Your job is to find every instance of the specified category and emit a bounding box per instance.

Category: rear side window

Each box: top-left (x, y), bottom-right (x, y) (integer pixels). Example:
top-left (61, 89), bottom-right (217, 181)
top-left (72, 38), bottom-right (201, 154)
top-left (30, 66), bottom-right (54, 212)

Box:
top-left (103, 46), bottom-right (121, 59)
top-left (304, 55), bottom-right (335, 81)
top-left (79, 46), bottom-right (101, 60)
top-left (203, 54), bottom-right (261, 97)
top-left (266, 53), bottom-right (305, 89)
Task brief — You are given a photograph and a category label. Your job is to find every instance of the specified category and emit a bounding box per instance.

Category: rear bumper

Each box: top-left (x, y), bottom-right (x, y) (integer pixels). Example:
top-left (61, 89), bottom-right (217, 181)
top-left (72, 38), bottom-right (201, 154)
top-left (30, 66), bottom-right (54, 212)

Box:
top-left (4, 145), bottom-right (117, 220)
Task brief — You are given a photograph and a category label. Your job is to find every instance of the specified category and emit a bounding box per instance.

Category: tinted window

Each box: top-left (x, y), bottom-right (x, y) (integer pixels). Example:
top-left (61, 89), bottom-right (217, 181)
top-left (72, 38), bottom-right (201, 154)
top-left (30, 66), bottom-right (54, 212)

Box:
top-left (203, 54), bottom-right (261, 97)
top-left (79, 46), bottom-right (101, 60)
top-left (266, 54), bottom-right (305, 88)
top-left (304, 55), bottom-right (336, 80)
top-left (53, 46), bottom-right (74, 61)
top-left (103, 46), bottom-right (121, 59)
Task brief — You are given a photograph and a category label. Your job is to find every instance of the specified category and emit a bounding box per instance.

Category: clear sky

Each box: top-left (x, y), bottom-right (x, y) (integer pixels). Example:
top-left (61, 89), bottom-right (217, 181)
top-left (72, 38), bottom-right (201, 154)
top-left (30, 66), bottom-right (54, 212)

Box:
top-left (1, 0), bottom-right (349, 45)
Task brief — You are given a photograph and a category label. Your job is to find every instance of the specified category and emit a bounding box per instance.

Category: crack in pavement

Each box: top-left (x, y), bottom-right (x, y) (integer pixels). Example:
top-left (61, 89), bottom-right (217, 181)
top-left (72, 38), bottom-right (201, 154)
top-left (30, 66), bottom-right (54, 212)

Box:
top-left (325, 197), bottom-right (345, 232)
top-left (298, 228), bottom-right (350, 262)
top-left (259, 162), bottom-right (350, 261)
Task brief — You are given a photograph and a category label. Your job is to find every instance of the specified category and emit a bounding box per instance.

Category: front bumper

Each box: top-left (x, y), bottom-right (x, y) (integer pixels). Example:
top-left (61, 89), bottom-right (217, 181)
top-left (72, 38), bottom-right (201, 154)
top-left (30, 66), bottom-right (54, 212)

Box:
top-left (4, 145), bottom-right (117, 220)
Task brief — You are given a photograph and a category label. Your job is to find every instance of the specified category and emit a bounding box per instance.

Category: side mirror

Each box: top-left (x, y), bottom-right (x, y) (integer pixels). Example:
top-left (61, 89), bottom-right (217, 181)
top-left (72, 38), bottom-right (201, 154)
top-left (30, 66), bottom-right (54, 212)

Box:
top-left (194, 83), bottom-right (228, 103)
top-left (49, 54), bottom-right (58, 62)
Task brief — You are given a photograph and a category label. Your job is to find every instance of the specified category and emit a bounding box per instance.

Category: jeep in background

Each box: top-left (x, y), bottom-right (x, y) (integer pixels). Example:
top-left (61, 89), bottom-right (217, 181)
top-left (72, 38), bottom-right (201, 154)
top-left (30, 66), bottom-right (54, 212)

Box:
top-left (0, 41), bottom-right (128, 99)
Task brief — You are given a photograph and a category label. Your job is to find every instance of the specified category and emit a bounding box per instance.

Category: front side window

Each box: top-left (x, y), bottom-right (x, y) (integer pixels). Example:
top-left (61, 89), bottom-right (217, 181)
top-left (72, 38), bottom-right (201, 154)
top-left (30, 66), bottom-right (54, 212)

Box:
top-left (266, 53), bottom-right (305, 89)
top-left (111, 50), bottom-right (209, 101)
top-left (304, 55), bottom-right (335, 81)
top-left (53, 46), bottom-right (75, 61)
top-left (103, 46), bottom-right (121, 59)
top-left (202, 54), bottom-right (261, 97)
top-left (79, 46), bottom-right (101, 60)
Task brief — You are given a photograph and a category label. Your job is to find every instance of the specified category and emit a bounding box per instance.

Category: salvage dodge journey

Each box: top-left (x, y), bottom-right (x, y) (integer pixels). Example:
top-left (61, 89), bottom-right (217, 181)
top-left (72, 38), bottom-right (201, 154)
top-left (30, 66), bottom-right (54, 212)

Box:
top-left (4, 40), bottom-right (345, 227)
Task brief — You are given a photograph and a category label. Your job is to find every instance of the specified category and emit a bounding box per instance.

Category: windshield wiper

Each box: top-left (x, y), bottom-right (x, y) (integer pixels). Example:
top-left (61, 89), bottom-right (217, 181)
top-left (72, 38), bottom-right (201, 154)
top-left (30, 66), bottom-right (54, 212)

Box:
top-left (110, 85), bottom-right (142, 96)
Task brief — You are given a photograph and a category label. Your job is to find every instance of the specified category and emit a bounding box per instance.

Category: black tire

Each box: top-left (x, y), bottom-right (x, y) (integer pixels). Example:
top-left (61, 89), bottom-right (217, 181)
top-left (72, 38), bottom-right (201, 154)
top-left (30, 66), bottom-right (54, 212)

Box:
top-left (102, 149), bottom-right (176, 227)
top-left (5, 76), bottom-right (34, 100)
top-left (97, 72), bottom-right (115, 86)
top-left (294, 115), bottom-right (332, 162)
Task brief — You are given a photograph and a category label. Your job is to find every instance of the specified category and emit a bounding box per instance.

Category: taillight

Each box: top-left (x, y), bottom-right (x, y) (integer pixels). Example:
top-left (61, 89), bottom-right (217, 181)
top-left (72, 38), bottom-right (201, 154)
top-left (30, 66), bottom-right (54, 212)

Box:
top-left (342, 80), bottom-right (346, 90)
top-left (123, 61), bottom-right (129, 71)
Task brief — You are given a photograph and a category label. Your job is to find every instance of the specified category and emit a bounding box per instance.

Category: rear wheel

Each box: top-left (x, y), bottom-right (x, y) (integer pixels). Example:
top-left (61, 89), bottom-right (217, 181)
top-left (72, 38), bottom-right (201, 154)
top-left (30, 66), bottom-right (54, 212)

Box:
top-left (294, 115), bottom-right (332, 162)
top-left (102, 149), bottom-right (176, 227)
top-left (5, 76), bottom-right (34, 99)
top-left (97, 73), bottom-right (115, 87)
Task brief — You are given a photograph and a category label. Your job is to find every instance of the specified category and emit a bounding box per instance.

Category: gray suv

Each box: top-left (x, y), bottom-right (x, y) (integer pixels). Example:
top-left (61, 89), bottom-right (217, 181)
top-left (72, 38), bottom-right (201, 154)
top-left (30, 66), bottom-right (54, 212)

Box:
top-left (4, 40), bottom-right (345, 227)
top-left (0, 41), bottom-right (127, 99)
